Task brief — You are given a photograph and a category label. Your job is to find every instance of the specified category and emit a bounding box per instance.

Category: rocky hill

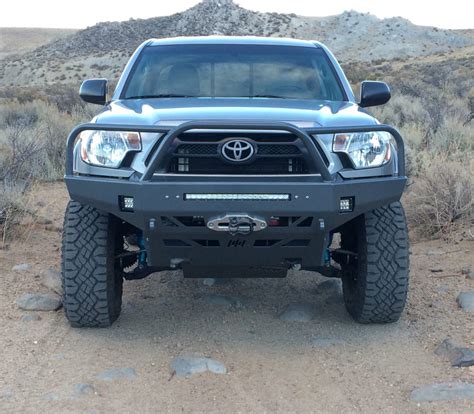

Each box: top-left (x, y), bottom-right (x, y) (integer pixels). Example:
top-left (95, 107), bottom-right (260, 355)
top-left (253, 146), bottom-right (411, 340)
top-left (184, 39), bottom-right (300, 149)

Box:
top-left (0, 0), bottom-right (473, 86)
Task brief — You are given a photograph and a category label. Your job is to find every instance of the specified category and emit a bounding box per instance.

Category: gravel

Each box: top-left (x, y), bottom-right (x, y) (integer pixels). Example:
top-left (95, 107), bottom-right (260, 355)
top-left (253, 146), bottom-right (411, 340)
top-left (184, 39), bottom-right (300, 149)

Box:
top-left (410, 383), bottom-right (474, 402)
top-left (171, 356), bottom-right (227, 377)
top-left (311, 338), bottom-right (346, 348)
top-left (16, 293), bottom-right (62, 311)
top-left (96, 367), bottom-right (138, 381)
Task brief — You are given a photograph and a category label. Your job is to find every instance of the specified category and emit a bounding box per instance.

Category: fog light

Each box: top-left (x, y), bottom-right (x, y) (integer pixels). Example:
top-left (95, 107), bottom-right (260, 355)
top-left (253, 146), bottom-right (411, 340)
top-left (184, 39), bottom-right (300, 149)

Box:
top-left (340, 197), bottom-right (354, 212)
top-left (120, 196), bottom-right (134, 212)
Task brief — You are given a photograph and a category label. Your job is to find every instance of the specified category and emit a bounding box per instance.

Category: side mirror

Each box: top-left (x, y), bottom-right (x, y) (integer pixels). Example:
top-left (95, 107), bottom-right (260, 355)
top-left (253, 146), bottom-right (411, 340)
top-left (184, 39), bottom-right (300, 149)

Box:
top-left (79, 79), bottom-right (108, 105)
top-left (359, 81), bottom-right (391, 107)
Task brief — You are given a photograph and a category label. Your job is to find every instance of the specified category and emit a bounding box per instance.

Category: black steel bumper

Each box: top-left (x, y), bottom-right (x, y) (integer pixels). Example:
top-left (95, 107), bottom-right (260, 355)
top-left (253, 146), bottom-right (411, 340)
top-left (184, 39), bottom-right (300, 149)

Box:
top-left (65, 121), bottom-right (406, 269)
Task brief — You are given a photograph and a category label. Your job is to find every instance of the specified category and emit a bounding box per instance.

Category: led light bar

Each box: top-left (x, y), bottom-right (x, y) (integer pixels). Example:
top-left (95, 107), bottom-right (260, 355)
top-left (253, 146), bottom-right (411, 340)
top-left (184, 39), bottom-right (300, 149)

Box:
top-left (184, 193), bottom-right (290, 201)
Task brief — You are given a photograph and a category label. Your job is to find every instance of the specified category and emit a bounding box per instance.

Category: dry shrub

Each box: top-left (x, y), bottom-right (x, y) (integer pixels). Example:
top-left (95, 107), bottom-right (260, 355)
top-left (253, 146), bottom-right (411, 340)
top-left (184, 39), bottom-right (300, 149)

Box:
top-left (405, 158), bottom-right (473, 239)
top-left (0, 99), bottom-right (93, 240)
top-left (0, 183), bottom-right (30, 245)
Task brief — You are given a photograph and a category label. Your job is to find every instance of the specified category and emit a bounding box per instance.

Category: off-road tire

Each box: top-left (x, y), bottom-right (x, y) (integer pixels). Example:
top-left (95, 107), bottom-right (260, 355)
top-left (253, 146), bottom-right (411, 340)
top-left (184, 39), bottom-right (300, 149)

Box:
top-left (341, 202), bottom-right (409, 324)
top-left (61, 201), bottom-right (122, 327)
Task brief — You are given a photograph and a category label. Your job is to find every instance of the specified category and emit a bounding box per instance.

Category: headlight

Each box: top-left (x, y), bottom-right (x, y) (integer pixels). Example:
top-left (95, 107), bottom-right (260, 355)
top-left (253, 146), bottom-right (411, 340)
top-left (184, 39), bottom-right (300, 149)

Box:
top-left (80, 130), bottom-right (141, 168)
top-left (333, 131), bottom-right (392, 169)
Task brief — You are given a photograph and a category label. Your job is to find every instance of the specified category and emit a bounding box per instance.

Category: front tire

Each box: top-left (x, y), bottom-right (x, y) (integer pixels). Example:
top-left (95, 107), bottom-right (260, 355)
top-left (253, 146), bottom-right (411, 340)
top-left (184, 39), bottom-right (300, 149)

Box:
top-left (61, 201), bottom-right (123, 327)
top-left (340, 202), bottom-right (409, 324)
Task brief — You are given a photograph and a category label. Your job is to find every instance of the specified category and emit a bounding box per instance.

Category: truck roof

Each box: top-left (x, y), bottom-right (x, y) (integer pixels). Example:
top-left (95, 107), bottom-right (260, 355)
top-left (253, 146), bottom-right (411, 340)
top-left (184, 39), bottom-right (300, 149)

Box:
top-left (147, 36), bottom-right (321, 48)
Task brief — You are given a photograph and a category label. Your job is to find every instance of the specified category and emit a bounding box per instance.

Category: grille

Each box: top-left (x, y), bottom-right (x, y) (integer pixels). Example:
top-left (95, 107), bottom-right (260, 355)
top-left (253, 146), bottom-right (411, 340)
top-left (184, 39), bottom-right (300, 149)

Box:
top-left (170, 157), bottom-right (307, 174)
top-left (163, 132), bottom-right (314, 175)
top-left (176, 144), bottom-right (218, 155)
top-left (258, 144), bottom-right (301, 155)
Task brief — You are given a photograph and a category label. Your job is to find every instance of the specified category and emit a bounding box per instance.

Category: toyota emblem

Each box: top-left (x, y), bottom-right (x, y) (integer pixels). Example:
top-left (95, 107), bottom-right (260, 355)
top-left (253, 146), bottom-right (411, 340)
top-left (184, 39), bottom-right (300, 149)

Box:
top-left (221, 139), bottom-right (255, 162)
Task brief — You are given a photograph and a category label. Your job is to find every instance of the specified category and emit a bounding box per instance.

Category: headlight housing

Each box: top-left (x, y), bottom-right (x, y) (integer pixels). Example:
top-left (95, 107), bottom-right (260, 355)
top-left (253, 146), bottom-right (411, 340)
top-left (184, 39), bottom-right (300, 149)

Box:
top-left (80, 130), bottom-right (141, 168)
top-left (333, 131), bottom-right (392, 169)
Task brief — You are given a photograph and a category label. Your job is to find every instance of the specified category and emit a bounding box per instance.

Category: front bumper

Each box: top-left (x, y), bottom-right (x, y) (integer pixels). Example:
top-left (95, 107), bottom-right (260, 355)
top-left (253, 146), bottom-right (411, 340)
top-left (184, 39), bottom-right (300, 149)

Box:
top-left (65, 175), bottom-right (406, 268)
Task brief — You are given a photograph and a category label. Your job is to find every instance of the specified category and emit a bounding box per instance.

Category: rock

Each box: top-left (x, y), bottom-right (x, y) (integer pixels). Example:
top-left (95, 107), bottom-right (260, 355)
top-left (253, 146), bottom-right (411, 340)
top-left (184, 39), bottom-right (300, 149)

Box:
top-left (36, 217), bottom-right (52, 225)
top-left (311, 338), bottom-right (346, 348)
top-left (0, 387), bottom-right (13, 400)
top-left (435, 338), bottom-right (474, 367)
top-left (51, 353), bottom-right (65, 361)
top-left (202, 294), bottom-right (246, 307)
top-left (43, 392), bottom-right (59, 401)
top-left (429, 267), bottom-right (443, 273)
top-left (325, 293), bottom-right (344, 305)
top-left (436, 284), bottom-right (449, 294)
top-left (435, 338), bottom-right (458, 358)
top-left (410, 383), bottom-right (474, 402)
top-left (171, 356), bottom-right (227, 377)
top-left (317, 279), bottom-right (342, 294)
top-left (203, 278), bottom-right (230, 287)
top-left (12, 263), bottom-right (30, 271)
top-left (73, 383), bottom-right (95, 396)
top-left (21, 313), bottom-right (42, 322)
top-left (426, 250), bottom-right (444, 256)
top-left (461, 266), bottom-right (471, 275)
top-left (457, 292), bottom-right (474, 312)
top-left (16, 293), bottom-right (62, 311)
top-left (122, 298), bottom-right (137, 311)
top-left (452, 349), bottom-right (474, 367)
top-left (96, 367), bottom-right (137, 381)
top-left (40, 268), bottom-right (63, 295)
top-left (279, 303), bottom-right (315, 322)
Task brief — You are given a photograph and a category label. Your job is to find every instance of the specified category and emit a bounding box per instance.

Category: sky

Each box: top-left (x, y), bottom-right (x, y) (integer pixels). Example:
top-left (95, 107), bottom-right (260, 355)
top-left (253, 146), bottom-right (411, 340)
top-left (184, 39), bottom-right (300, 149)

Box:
top-left (0, 0), bottom-right (472, 30)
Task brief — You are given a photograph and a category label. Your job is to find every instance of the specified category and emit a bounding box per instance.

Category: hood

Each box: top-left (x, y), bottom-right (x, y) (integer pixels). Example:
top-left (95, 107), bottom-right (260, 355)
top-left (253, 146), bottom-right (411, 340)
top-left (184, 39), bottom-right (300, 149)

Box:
top-left (93, 98), bottom-right (377, 127)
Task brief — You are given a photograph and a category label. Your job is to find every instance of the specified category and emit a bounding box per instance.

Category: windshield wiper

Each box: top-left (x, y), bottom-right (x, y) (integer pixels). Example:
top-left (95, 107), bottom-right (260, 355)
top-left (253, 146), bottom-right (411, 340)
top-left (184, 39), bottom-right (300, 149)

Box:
top-left (124, 94), bottom-right (198, 99)
top-left (247, 94), bottom-right (290, 99)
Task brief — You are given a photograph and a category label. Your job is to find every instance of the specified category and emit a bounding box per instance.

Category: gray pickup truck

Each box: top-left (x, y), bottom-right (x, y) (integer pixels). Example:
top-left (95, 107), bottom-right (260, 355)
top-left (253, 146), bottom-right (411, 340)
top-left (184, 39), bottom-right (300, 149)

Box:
top-left (62, 37), bottom-right (409, 327)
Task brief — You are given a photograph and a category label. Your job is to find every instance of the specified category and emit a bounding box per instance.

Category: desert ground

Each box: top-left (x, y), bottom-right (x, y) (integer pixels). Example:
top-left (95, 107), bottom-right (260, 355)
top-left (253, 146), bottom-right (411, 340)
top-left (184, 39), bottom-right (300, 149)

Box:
top-left (0, 182), bottom-right (472, 413)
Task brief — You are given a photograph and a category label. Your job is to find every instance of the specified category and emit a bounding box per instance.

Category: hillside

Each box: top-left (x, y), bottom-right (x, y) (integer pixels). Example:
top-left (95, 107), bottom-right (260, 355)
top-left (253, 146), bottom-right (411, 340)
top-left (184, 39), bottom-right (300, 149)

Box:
top-left (0, 27), bottom-right (76, 60)
top-left (0, 0), bottom-right (472, 87)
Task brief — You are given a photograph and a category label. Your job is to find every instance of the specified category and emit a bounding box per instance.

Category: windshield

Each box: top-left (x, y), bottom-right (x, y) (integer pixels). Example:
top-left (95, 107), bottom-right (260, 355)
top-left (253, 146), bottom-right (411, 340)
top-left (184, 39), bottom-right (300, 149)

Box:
top-left (122, 44), bottom-right (346, 101)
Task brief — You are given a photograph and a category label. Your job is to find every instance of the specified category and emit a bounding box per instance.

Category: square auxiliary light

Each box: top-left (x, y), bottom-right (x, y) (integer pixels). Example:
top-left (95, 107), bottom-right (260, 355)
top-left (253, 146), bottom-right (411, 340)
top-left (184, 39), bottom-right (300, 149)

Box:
top-left (339, 197), bottom-right (354, 212)
top-left (120, 195), bottom-right (134, 212)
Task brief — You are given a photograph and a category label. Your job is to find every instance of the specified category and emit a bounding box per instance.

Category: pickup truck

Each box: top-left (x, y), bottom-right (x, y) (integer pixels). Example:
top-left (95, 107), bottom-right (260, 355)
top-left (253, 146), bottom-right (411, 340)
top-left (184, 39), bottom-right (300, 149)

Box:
top-left (62, 37), bottom-right (409, 327)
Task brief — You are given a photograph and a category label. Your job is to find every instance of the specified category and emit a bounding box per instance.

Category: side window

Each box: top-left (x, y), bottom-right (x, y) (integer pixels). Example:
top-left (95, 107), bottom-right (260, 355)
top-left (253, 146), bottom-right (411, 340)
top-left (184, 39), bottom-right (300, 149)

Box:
top-left (312, 57), bottom-right (344, 101)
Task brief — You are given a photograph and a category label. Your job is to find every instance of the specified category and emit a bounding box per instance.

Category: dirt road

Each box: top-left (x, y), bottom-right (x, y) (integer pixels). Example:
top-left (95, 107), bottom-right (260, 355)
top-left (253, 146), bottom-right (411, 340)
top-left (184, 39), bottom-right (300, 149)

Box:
top-left (1, 183), bottom-right (473, 413)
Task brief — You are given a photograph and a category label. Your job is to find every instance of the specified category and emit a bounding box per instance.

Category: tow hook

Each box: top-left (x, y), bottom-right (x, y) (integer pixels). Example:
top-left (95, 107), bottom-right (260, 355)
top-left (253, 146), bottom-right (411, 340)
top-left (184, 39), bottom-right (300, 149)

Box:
top-left (207, 214), bottom-right (267, 236)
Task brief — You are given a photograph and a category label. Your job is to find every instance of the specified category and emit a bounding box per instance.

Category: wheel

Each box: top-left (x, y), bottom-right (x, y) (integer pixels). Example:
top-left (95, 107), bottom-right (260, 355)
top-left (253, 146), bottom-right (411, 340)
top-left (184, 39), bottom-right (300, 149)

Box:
top-left (340, 202), bottom-right (409, 324)
top-left (61, 201), bottom-right (123, 327)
